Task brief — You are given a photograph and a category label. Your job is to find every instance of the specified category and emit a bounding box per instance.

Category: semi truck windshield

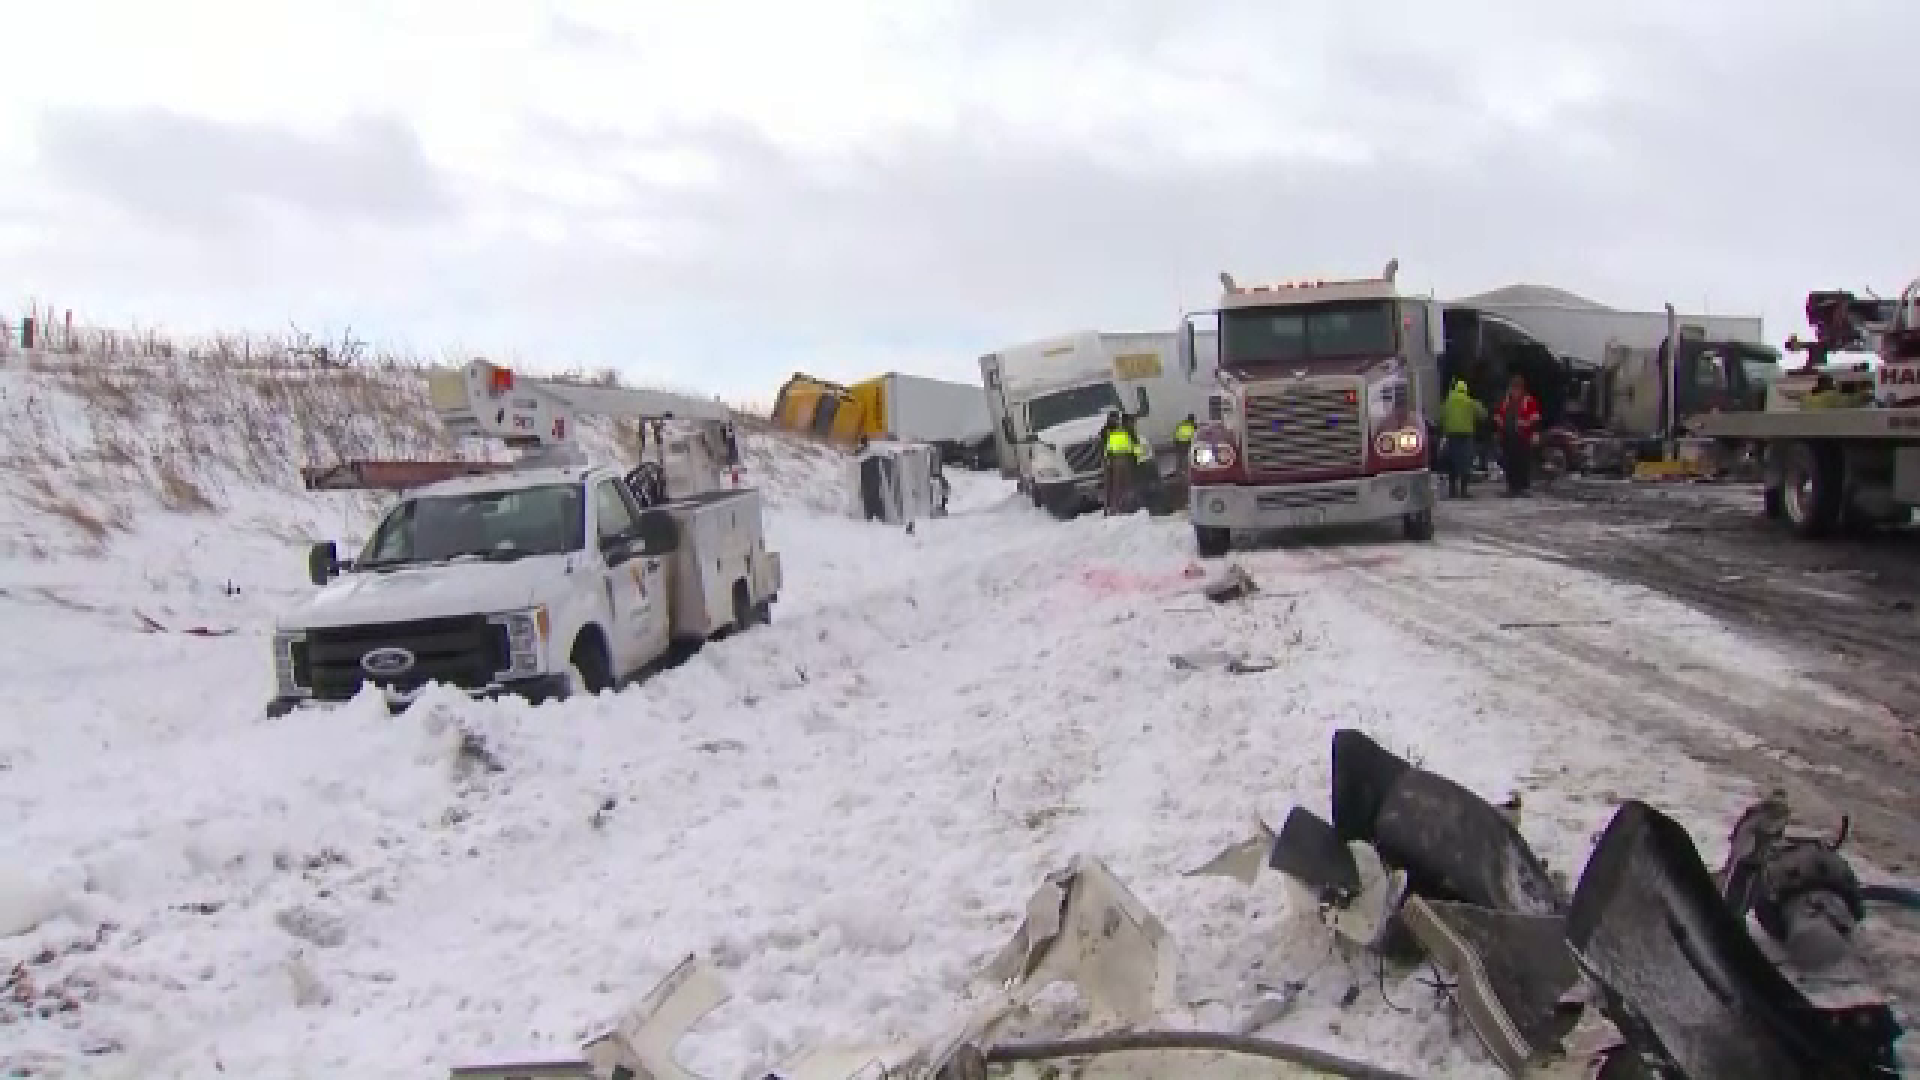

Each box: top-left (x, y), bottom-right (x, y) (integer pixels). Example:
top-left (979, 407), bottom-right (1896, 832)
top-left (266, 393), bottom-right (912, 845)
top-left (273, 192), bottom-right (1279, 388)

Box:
top-left (1221, 300), bottom-right (1397, 367)
top-left (1027, 382), bottom-right (1122, 432)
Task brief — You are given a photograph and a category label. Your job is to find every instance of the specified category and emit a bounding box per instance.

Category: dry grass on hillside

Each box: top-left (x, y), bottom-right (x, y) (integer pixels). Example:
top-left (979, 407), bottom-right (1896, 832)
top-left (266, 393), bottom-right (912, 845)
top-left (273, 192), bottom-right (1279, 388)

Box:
top-left (0, 305), bottom-right (774, 554)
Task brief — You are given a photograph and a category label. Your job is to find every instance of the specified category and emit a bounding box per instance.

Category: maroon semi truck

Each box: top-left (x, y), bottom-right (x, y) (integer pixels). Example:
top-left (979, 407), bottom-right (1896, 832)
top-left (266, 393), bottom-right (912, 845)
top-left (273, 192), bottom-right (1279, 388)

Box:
top-left (1180, 262), bottom-right (1444, 558)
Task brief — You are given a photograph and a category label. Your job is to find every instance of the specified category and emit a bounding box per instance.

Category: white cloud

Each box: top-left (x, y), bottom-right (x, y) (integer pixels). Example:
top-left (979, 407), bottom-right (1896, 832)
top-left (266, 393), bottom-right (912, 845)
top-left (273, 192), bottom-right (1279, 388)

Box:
top-left (2, 0), bottom-right (1915, 402)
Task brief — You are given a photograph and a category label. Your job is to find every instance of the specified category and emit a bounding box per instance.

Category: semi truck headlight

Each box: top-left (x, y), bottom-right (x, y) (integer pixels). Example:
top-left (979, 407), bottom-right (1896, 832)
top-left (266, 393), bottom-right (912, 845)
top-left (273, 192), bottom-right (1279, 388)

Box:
top-left (489, 607), bottom-right (549, 678)
top-left (1374, 429), bottom-right (1423, 457)
top-left (1191, 440), bottom-right (1237, 469)
top-left (273, 631), bottom-right (310, 698)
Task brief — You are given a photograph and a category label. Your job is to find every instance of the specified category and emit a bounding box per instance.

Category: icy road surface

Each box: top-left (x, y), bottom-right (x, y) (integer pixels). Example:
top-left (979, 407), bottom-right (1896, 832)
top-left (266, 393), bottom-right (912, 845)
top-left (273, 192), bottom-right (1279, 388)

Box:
top-left (0, 474), bottom-right (1903, 1079)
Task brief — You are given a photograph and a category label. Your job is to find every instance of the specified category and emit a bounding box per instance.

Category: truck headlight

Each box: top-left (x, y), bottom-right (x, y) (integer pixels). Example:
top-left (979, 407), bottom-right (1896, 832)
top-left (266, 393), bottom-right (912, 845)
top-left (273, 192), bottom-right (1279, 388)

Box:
top-left (1191, 440), bottom-right (1237, 469)
top-left (488, 606), bottom-right (549, 679)
top-left (1374, 429), bottom-right (1423, 457)
top-left (273, 631), bottom-right (310, 699)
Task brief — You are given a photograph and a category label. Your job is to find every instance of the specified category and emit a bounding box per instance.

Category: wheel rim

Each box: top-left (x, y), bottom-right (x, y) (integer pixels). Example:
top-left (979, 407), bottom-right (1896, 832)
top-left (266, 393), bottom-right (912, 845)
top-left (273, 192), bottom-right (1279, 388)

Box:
top-left (1784, 459), bottom-right (1815, 524)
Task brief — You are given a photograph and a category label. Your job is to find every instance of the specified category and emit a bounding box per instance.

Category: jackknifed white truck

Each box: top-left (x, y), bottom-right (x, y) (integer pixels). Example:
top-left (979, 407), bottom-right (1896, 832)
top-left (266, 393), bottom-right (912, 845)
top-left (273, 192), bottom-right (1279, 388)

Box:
top-left (267, 360), bottom-right (781, 717)
top-left (979, 330), bottom-right (1209, 518)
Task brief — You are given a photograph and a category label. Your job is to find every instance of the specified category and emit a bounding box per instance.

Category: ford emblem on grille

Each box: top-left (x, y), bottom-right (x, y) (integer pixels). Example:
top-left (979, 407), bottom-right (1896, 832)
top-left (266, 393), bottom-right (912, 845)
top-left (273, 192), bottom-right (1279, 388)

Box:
top-left (360, 647), bottom-right (416, 677)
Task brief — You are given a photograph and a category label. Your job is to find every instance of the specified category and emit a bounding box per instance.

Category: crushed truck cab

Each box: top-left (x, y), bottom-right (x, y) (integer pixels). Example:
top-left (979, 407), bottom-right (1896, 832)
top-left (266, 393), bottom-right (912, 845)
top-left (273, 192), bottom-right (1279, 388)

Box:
top-left (268, 467), bottom-right (781, 717)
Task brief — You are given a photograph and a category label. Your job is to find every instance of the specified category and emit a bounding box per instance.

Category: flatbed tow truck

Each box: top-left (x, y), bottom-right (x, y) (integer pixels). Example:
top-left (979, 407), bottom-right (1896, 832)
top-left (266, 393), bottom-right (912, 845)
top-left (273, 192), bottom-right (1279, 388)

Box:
top-left (267, 359), bottom-right (781, 717)
top-left (1691, 277), bottom-right (1920, 537)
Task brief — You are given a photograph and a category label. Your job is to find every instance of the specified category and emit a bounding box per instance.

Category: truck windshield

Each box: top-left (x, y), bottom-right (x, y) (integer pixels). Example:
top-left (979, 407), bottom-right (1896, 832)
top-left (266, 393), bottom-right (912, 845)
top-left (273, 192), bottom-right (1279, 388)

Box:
top-left (358, 484), bottom-right (586, 568)
top-left (1027, 382), bottom-right (1121, 432)
top-left (1220, 300), bottom-right (1397, 367)
top-left (1734, 346), bottom-right (1784, 385)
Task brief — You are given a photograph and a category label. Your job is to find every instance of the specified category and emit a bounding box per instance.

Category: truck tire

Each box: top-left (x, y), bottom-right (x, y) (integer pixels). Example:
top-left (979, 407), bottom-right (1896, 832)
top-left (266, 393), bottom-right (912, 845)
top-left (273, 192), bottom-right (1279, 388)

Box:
top-left (1781, 441), bottom-right (1843, 538)
top-left (1763, 485), bottom-right (1786, 520)
top-left (732, 580), bottom-right (752, 633)
top-left (1403, 509), bottom-right (1435, 542)
top-left (568, 631), bottom-right (612, 697)
top-left (1194, 525), bottom-right (1230, 559)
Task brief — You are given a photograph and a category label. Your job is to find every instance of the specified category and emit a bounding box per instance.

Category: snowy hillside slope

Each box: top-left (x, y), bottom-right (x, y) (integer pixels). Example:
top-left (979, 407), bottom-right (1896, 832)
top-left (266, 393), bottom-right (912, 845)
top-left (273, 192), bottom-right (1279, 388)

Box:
top-left (2, 337), bottom-right (1909, 1078)
top-left (0, 341), bottom-right (799, 633)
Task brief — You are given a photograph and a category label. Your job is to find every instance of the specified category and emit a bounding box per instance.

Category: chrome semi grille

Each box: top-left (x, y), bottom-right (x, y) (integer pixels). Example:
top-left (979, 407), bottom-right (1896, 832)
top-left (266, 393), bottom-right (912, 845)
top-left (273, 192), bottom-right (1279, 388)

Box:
top-left (1062, 439), bottom-right (1103, 476)
top-left (1242, 380), bottom-right (1365, 474)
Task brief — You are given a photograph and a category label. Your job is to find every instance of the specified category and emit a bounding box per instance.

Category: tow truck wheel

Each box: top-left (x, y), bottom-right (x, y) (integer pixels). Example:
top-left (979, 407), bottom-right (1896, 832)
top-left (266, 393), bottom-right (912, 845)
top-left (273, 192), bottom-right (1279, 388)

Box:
top-left (1194, 525), bottom-right (1230, 559)
top-left (1781, 441), bottom-right (1842, 538)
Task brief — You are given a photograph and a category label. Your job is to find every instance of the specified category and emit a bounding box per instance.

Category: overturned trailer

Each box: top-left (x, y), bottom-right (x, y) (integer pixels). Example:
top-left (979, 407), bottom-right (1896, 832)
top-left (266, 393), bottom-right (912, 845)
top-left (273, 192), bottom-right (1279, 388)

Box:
top-left (849, 439), bottom-right (949, 525)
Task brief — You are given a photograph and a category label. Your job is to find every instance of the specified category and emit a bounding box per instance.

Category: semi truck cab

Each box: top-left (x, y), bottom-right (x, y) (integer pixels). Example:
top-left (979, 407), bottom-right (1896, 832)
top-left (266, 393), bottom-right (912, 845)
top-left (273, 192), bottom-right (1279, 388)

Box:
top-left (1184, 263), bottom-right (1442, 557)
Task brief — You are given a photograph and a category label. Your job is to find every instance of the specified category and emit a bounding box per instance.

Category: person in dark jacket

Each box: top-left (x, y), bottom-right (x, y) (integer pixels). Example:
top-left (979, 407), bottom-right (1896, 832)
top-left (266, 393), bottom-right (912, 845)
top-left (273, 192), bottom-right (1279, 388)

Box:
top-left (1492, 373), bottom-right (1542, 497)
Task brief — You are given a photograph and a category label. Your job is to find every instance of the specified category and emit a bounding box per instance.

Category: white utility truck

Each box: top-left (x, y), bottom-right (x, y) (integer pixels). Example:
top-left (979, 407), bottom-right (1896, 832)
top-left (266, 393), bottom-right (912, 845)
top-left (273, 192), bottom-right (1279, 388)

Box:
top-left (267, 360), bottom-right (781, 717)
top-left (979, 331), bottom-right (1206, 518)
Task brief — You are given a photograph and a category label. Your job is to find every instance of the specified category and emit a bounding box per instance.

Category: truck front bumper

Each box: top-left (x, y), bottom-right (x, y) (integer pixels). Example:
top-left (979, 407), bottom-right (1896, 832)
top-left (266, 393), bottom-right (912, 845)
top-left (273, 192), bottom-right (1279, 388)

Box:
top-left (1034, 475), bottom-right (1103, 509)
top-left (266, 672), bottom-right (574, 719)
top-left (1190, 471), bottom-right (1434, 532)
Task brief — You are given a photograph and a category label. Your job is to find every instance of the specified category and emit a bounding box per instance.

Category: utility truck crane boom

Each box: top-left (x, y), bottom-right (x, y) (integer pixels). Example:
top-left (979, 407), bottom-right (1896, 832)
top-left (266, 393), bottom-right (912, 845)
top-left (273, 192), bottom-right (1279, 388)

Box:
top-left (303, 358), bottom-right (740, 501)
top-left (426, 358), bottom-right (738, 503)
top-left (428, 359), bottom-right (729, 453)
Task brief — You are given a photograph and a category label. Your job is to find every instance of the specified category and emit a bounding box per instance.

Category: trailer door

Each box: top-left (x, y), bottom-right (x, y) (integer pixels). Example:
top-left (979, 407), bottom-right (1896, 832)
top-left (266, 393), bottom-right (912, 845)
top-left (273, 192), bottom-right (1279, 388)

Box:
top-left (980, 354), bottom-right (1020, 480)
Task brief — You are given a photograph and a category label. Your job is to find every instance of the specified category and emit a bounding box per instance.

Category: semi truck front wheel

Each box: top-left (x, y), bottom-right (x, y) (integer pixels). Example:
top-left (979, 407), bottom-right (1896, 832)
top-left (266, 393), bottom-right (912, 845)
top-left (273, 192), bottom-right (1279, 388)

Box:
top-left (1402, 509), bottom-right (1435, 542)
top-left (1194, 525), bottom-right (1230, 559)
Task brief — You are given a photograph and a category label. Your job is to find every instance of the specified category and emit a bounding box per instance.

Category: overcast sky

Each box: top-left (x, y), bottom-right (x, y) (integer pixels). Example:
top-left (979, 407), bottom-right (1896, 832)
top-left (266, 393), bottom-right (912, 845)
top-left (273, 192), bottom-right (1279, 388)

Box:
top-left (2, 0), bottom-right (1912, 404)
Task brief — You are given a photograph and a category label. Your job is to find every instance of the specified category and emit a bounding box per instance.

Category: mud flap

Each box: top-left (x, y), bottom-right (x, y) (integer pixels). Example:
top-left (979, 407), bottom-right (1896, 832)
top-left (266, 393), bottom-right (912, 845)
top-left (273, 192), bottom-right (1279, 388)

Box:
top-left (1332, 730), bottom-right (1563, 916)
top-left (1399, 896), bottom-right (1583, 1076)
top-left (1565, 800), bottom-right (1904, 1080)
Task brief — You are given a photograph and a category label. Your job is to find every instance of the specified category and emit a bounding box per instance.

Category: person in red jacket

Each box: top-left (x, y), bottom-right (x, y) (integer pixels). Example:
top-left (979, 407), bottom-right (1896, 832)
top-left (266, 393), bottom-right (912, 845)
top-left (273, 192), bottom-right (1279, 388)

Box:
top-left (1492, 373), bottom-right (1542, 496)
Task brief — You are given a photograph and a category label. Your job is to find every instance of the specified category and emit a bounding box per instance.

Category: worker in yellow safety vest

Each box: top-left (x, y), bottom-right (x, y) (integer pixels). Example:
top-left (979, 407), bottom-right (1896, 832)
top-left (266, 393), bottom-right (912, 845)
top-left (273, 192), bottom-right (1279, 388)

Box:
top-left (1102, 410), bottom-right (1136, 515)
top-left (1126, 413), bottom-right (1158, 509)
top-left (1172, 414), bottom-right (1197, 482)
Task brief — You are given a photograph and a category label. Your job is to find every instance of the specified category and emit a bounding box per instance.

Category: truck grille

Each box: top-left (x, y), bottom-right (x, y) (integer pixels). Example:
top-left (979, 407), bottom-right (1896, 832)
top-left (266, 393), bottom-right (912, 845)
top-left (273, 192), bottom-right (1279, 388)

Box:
top-left (1243, 381), bottom-right (1366, 474)
top-left (1063, 439), bottom-right (1103, 476)
top-left (305, 615), bottom-right (508, 702)
top-left (1256, 485), bottom-right (1360, 511)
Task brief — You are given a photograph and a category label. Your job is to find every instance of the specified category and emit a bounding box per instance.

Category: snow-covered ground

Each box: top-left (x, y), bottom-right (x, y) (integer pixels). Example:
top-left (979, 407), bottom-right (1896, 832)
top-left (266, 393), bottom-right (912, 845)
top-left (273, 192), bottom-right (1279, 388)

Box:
top-left (0, 362), bottom-right (1903, 1078)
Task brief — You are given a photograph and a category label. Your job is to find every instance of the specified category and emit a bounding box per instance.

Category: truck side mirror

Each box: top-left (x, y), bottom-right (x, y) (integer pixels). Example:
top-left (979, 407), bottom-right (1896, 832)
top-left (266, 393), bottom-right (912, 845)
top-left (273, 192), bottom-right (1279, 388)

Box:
top-left (1134, 386), bottom-right (1151, 417)
top-left (308, 541), bottom-right (339, 587)
top-left (636, 508), bottom-right (681, 556)
top-left (1179, 318), bottom-right (1196, 377)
